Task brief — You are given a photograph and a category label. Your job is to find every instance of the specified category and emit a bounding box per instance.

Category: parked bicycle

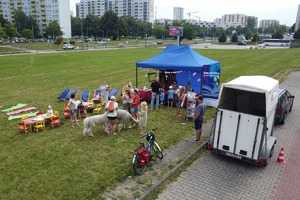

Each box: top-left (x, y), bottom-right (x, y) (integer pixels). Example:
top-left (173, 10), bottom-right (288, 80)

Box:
top-left (132, 128), bottom-right (163, 175)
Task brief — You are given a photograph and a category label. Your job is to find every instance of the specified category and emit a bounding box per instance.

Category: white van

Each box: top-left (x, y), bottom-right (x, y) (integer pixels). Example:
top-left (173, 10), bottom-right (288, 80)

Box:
top-left (206, 76), bottom-right (279, 166)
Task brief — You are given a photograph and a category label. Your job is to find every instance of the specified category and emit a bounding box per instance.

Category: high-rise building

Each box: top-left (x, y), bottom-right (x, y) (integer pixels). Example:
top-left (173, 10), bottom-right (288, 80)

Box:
top-left (76, 0), bottom-right (154, 23)
top-left (0, 0), bottom-right (71, 38)
top-left (259, 20), bottom-right (279, 28)
top-left (216, 14), bottom-right (257, 29)
top-left (173, 7), bottom-right (184, 21)
top-left (295, 5), bottom-right (300, 31)
top-left (221, 14), bottom-right (247, 28)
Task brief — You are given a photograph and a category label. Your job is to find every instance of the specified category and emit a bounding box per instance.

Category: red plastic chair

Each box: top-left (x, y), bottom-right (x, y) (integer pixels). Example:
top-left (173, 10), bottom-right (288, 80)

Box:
top-left (50, 116), bottom-right (60, 128)
top-left (18, 121), bottom-right (30, 133)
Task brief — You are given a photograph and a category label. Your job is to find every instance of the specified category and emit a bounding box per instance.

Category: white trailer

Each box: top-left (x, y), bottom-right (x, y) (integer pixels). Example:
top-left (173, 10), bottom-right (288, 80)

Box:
top-left (206, 76), bottom-right (279, 166)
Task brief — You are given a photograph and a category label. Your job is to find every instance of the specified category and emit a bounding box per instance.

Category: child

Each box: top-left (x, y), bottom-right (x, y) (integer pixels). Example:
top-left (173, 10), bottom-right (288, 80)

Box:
top-left (159, 89), bottom-right (165, 106)
top-left (46, 105), bottom-right (53, 116)
top-left (168, 86), bottom-right (175, 108)
top-left (138, 101), bottom-right (148, 135)
top-left (176, 86), bottom-right (185, 116)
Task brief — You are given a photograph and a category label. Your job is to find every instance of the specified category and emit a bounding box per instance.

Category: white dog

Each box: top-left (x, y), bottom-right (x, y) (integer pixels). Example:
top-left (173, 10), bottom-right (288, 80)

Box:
top-left (83, 109), bottom-right (139, 137)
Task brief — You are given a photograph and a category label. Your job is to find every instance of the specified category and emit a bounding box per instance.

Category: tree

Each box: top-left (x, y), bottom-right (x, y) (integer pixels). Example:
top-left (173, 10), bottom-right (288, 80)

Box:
top-left (272, 30), bottom-right (283, 39)
top-left (0, 25), bottom-right (7, 38)
top-left (218, 31), bottom-right (226, 42)
top-left (83, 14), bottom-right (100, 38)
top-left (152, 23), bottom-right (166, 39)
top-left (13, 10), bottom-right (39, 39)
top-left (0, 14), bottom-right (9, 26)
top-left (235, 26), bottom-right (244, 35)
top-left (44, 21), bottom-right (63, 41)
top-left (293, 29), bottom-right (300, 39)
top-left (244, 29), bottom-right (252, 40)
top-left (13, 9), bottom-right (28, 33)
top-left (21, 28), bottom-right (33, 40)
top-left (246, 17), bottom-right (256, 32)
top-left (118, 17), bottom-right (129, 38)
top-left (182, 23), bottom-right (195, 40)
top-left (121, 16), bottom-right (138, 38)
top-left (231, 32), bottom-right (237, 42)
top-left (4, 23), bottom-right (19, 43)
top-left (290, 23), bottom-right (296, 33)
top-left (251, 32), bottom-right (259, 42)
top-left (99, 10), bottom-right (118, 39)
top-left (71, 16), bottom-right (83, 37)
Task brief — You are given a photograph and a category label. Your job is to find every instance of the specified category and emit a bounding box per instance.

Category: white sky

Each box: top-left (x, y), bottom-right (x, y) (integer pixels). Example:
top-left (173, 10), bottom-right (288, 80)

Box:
top-left (70, 0), bottom-right (299, 26)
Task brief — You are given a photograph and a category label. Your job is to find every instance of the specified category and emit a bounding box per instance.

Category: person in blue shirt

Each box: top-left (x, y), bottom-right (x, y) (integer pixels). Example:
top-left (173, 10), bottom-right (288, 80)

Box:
top-left (193, 95), bottom-right (206, 141)
top-left (159, 89), bottom-right (165, 106)
top-left (168, 86), bottom-right (175, 108)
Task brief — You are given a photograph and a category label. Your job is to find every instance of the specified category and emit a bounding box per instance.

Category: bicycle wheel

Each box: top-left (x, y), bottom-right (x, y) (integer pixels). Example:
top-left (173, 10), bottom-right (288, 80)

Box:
top-left (132, 152), bottom-right (147, 175)
top-left (151, 141), bottom-right (163, 159)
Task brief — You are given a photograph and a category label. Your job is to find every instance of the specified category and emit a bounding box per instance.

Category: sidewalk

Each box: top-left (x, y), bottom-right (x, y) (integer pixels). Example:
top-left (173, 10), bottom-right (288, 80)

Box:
top-left (103, 118), bottom-right (213, 199)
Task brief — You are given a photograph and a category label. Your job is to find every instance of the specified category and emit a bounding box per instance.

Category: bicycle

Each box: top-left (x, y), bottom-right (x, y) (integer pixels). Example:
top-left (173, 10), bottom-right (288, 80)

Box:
top-left (132, 128), bottom-right (163, 175)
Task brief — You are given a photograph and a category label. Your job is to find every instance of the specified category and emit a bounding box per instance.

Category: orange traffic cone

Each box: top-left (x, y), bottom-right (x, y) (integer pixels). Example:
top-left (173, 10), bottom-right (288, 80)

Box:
top-left (276, 147), bottom-right (286, 164)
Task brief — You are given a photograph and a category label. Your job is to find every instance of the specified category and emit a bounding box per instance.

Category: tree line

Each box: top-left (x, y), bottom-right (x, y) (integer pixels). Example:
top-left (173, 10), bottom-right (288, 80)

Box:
top-left (1, 9), bottom-right (299, 43)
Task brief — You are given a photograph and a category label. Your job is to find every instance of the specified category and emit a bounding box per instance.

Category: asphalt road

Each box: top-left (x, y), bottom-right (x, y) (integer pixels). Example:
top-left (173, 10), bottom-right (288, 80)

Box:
top-left (157, 72), bottom-right (300, 200)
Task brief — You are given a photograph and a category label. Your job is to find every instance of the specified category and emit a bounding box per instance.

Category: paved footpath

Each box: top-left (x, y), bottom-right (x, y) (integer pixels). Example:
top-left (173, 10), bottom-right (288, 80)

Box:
top-left (157, 72), bottom-right (300, 200)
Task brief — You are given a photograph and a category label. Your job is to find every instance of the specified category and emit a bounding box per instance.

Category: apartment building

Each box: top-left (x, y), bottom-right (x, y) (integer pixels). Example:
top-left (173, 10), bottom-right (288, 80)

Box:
top-left (220, 14), bottom-right (247, 28)
top-left (259, 19), bottom-right (279, 28)
top-left (0, 0), bottom-right (71, 38)
top-left (76, 0), bottom-right (154, 23)
top-left (214, 14), bottom-right (258, 29)
top-left (173, 7), bottom-right (184, 21)
top-left (296, 4), bottom-right (300, 31)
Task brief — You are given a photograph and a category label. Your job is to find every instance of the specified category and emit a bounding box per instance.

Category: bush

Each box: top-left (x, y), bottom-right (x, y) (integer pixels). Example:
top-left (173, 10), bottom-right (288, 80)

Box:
top-left (294, 29), bottom-right (300, 39)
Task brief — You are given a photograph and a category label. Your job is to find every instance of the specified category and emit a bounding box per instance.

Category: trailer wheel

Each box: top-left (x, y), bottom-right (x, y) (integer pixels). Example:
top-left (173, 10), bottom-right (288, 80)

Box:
top-left (259, 158), bottom-right (268, 167)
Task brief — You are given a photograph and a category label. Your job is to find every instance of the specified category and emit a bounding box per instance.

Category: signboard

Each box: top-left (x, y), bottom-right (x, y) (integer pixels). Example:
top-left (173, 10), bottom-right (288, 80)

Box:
top-left (169, 26), bottom-right (183, 36)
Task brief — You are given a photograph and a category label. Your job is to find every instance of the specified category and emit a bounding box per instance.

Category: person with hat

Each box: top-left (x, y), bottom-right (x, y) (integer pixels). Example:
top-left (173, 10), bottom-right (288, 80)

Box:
top-left (193, 95), bottom-right (206, 141)
top-left (105, 96), bottom-right (118, 134)
top-left (138, 101), bottom-right (148, 135)
top-left (167, 85), bottom-right (175, 108)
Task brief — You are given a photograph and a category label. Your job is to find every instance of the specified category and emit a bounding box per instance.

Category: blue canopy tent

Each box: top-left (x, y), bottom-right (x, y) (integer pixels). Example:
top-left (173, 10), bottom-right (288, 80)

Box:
top-left (135, 45), bottom-right (221, 102)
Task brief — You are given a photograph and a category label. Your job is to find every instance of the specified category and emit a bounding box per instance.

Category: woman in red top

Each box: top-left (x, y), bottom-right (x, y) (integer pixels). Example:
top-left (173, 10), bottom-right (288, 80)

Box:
top-left (129, 89), bottom-right (140, 128)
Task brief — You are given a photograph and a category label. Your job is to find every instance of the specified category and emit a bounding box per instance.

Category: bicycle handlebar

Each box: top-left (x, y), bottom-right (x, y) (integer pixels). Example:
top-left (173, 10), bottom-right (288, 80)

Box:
top-left (140, 128), bottom-right (158, 138)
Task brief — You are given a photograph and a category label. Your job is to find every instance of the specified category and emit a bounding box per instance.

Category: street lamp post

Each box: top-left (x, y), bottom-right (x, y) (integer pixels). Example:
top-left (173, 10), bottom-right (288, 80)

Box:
top-left (81, 21), bottom-right (84, 49)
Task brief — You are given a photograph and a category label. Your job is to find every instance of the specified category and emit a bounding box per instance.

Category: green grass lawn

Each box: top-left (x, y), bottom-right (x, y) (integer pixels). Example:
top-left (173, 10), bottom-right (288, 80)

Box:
top-left (0, 47), bottom-right (299, 199)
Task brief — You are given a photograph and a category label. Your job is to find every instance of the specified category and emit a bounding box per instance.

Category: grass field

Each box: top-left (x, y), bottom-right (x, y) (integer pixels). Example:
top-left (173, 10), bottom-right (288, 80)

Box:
top-left (0, 47), bottom-right (299, 199)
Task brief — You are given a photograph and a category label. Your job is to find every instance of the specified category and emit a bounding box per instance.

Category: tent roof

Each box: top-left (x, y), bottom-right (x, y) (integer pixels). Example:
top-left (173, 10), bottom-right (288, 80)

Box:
top-left (136, 45), bottom-right (220, 71)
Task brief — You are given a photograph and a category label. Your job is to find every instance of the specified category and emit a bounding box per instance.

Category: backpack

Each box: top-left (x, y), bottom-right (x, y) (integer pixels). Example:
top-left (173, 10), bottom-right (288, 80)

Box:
top-left (138, 147), bottom-right (149, 166)
top-left (108, 101), bottom-right (115, 112)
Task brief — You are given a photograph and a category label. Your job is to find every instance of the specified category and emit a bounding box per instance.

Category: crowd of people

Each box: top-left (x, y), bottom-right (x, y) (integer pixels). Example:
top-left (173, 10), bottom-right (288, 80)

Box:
top-left (64, 77), bottom-right (206, 141)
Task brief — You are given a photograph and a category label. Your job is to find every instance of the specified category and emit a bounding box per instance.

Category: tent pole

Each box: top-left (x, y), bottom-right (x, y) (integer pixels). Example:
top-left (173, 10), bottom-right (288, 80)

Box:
top-left (136, 67), bottom-right (138, 88)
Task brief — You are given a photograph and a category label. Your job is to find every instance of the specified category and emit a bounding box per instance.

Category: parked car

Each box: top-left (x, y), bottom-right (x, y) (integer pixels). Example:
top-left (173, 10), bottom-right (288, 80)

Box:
top-left (63, 42), bottom-right (74, 50)
top-left (275, 88), bottom-right (295, 124)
